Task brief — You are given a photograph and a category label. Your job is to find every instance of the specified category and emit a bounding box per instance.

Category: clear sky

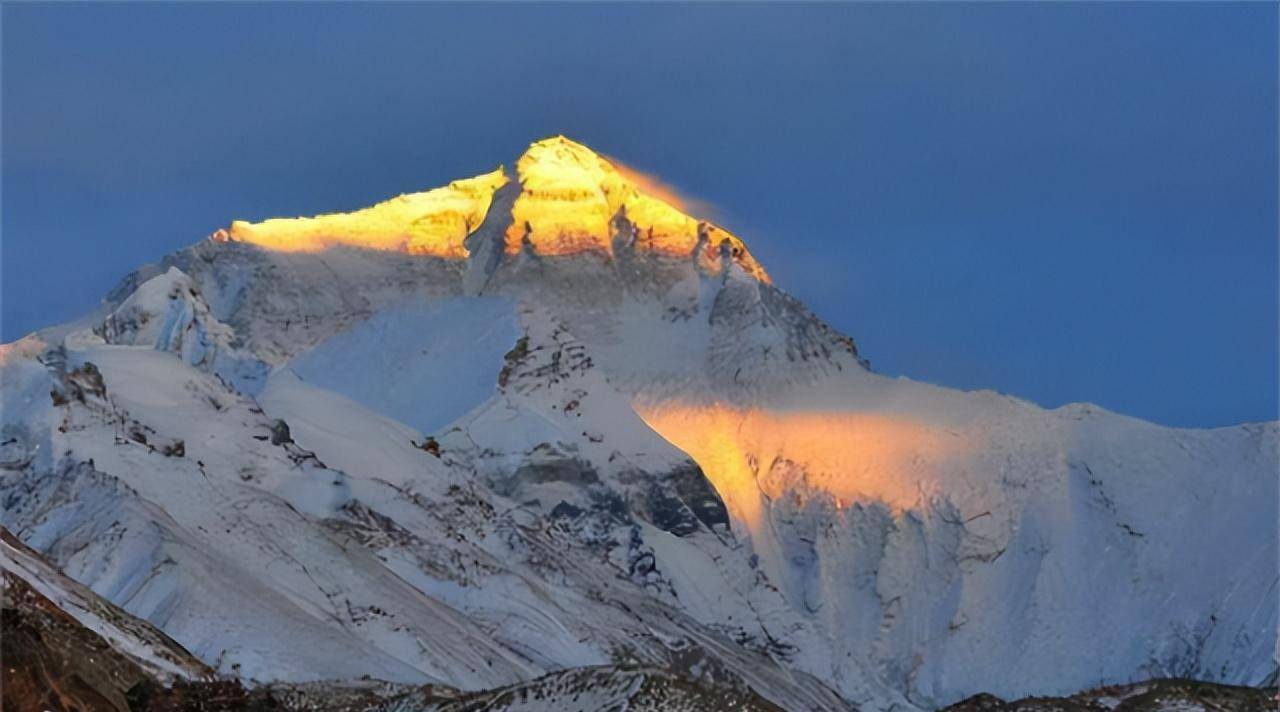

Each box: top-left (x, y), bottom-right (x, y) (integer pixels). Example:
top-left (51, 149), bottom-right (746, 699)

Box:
top-left (3, 3), bottom-right (1275, 428)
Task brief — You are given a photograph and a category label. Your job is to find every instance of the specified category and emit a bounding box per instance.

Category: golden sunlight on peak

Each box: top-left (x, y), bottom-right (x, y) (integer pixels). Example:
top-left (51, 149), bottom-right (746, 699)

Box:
top-left (634, 403), bottom-right (975, 534)
top-left (507, 136), bottom-right (770, 281)
top-left (505, 137), bottom-right (618, 255)
top-left (214, 135), bottom-right (769, 282)
top-left (223, 167), bottom-right (507, 257)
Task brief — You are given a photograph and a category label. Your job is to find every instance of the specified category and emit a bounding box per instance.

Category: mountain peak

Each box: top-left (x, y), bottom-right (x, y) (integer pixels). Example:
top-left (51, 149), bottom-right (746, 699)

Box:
top-left (214, 137), bottom-right (768, 282)
top-left (518, 135), bottom-right (611, 174)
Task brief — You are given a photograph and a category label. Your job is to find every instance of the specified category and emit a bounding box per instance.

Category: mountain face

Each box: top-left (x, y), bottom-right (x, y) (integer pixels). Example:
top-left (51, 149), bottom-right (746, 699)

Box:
top-left (3, 525), bottom-right (779, 712)
top-left (1, 136), bottom-right (1275, 710)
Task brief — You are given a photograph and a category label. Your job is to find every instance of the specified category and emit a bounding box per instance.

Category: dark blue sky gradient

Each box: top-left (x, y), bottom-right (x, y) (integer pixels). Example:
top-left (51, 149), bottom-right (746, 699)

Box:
top-left (3, 3), bottom-right (1275, 427)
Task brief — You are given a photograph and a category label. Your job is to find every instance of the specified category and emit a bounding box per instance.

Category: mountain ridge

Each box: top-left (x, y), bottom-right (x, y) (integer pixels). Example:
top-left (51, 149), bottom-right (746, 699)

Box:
top-left (215, 136), bottom-right (769, 283)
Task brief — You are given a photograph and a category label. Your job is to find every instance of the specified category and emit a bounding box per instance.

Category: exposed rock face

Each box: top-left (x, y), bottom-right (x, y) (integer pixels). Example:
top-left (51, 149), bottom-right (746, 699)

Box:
top-left (414, 666), bottom-right (786, 712)
top-left (643, 464), bottom-right (731, 536)
top-left (940, 679), bottom-right (1278, 712)
top-left (3, 571), bottom-right (151, 712)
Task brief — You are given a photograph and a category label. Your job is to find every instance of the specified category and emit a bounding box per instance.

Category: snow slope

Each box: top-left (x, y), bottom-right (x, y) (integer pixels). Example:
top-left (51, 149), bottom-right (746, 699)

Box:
top-left (1, 525), bottom-right (213, 684)
top-left (1, 136), bottom-right (1274, 710)
top-left (284, 296), bottom-right (521, 434)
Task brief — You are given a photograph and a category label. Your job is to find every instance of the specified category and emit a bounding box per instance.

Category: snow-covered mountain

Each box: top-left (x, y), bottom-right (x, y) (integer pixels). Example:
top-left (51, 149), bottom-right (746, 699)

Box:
top-left (1, 136), bottom-right (1275, 710)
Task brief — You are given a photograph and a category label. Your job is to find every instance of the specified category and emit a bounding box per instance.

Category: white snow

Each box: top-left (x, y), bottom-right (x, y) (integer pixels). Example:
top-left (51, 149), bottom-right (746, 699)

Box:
top-left (284, 297), bottom-right (520, 434)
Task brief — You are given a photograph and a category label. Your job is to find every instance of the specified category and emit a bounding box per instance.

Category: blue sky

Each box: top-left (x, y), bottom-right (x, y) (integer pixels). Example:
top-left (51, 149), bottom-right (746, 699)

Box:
top-left (3, 2), bottom-right (1275, 427)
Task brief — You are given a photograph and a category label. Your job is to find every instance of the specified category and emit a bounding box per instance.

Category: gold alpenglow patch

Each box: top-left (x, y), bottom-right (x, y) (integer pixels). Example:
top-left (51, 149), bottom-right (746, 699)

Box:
top-left (225, 168), bottom-right (508, 257)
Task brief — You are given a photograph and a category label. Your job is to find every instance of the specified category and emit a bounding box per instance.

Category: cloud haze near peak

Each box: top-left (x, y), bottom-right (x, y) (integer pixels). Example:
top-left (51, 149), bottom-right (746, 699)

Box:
top-left (2, 2), bottom-right (1275, 428)
top-left (603, 154), bottom-right (724, 224)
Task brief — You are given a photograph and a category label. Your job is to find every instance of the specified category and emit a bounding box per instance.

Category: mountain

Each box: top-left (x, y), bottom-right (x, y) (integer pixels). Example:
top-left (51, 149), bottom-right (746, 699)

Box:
top-left (1, 136), bottom-right (1275, 710)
